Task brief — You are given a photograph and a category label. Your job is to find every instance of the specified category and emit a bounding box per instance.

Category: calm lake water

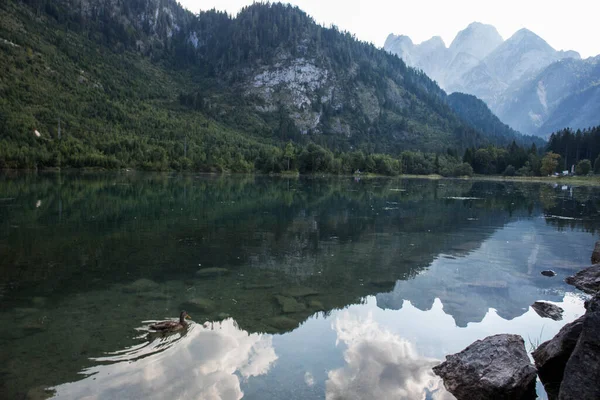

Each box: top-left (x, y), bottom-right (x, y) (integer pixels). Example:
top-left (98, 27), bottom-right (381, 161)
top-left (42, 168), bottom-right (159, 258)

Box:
top-left (0, 172), bottom-right (598, 400)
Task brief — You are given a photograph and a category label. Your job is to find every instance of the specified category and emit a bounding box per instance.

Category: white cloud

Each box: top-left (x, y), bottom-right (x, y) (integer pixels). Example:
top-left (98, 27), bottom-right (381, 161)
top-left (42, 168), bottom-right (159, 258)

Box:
top-left (51, 319), bottom-right (277, 400)
top-left (326, 311), bottom-right (454, 400)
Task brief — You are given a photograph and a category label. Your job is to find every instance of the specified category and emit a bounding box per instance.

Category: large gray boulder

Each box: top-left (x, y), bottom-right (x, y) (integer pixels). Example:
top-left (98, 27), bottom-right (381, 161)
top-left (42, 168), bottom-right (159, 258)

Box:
top-left (585, 294), bottom-right (600, 312)
top-left (591, 241), bottom-right (600, 264)
top-left (433, 334), bottom-right (536, 400)
top-left (565, 264), bottom-right (600, 294)
top-left (532, 316), bottom-right (585, 400)
top-left (558, 312), bottom-right (600, 400)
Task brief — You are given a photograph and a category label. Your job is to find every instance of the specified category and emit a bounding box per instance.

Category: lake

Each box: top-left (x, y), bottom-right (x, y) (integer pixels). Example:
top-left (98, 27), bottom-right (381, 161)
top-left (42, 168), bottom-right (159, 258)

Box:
top-left (0, 172), bottom-right (597, 399)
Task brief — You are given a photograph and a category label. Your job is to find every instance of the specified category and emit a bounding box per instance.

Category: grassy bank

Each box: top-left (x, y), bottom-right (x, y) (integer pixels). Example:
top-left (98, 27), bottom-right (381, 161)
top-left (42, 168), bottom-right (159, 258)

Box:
top-left (459, 175), bottom-right (600, 186)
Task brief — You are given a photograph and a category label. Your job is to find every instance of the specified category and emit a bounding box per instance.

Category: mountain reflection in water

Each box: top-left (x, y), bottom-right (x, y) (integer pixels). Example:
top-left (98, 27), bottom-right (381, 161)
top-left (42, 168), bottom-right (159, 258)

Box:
top-left (0, 173), bottom-right (598, 399)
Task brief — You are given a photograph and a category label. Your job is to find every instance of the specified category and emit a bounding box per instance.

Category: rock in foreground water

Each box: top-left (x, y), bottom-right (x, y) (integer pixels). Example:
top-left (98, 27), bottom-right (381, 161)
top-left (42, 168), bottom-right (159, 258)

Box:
top-left (558, 312), bottom-right (600, 400)
top-left (585, 294), bottom-right (600, 312)
top-left (591, 240), bottom-right (600, 264)
top-left (433, 334), bottom-right (536, 400)
top-left (532, 316), bottom-right (585, 400)
top-left (531, 301), bottom-right (564, 321)
top-left (565, 264), bottom-right (600, 294)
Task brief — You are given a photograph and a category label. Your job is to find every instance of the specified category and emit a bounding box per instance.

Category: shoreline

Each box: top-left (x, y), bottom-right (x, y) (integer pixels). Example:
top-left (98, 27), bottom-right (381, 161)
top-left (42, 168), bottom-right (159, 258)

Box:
top-left (2, 168), bottom-right (600, 186)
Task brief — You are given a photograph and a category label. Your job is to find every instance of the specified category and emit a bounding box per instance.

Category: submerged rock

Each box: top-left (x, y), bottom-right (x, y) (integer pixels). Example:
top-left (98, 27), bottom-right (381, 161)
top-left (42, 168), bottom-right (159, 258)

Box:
top-left (308, 300), bottom-right (325, 311)
top-left (267, 316), bottom-right (298, 331)
top-left (243, 283), bottom-right (275, 290)
top-left (180, 297), bottom-right (216, 313)
top-left (559, 312), bottom-right (600, 400)
top-left (216, 312), bottom-right (230, 320)
top-left (591, 240), bottom-right (600, 264)
top-left (31, 297), bottom-right (48, 307)
top-left (433, 334), bottom-right (536, 400)
top-left (541, 270), bottom-right (557, 277)
top-left (532, 316), bottom-right (584, 400)
top-left (282, 286), bottom-right (319, 297)
top-left (274, 295), bottom-right (307, 313)
top-left (368, 279), bottom-right (397, 289)
top-left (137, 292), bottom-right (172, 301)
top-left (565, 264), bottom-right (600, 294)
top-left (123, 278), bottom-right (159, 293)
top-left (13, 307), bottom-right (41, 317)
top-left (26, 385), bottom-right (55, 400)
top-left (196, 267), bottom-right (229, 278)
top-left (531, 301), bottom-right (564, 321)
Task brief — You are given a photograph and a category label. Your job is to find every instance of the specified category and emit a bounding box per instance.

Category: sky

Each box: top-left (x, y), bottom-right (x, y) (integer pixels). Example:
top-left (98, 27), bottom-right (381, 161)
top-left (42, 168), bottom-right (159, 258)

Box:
top-left (177, 0), bottom-right (599, 58)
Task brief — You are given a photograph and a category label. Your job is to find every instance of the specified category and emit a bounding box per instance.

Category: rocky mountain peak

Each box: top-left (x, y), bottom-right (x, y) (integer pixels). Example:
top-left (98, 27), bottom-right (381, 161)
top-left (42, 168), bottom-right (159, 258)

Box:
top-left (383, 34), bottom-right (416, 65)
top-left (383, 20), bottom-right (594, 138)
top-left (384, 34), bottom-right (413, 48)
top-left (420, 36), bottom-right (446, 50)
top-left (503, 28), bottom-right (553, 51)
top-left (558, 50), bottom-right (582, 60)
top-left (449, 22), bottom-right (503, 60)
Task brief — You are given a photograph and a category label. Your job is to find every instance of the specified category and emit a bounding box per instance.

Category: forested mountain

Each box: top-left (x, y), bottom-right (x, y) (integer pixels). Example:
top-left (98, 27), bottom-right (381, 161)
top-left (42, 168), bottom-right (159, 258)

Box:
top-left (384, 23), bottom-right (598, 138)
top-left (1, 0), bottom-right (538, 171)
top-left (447, 93), bottom-right (542, 147)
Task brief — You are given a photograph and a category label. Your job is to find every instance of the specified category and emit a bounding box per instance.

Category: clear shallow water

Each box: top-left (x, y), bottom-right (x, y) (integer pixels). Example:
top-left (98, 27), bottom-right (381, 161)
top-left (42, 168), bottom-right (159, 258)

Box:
top-left (0, 172), bottom-right (598, 399)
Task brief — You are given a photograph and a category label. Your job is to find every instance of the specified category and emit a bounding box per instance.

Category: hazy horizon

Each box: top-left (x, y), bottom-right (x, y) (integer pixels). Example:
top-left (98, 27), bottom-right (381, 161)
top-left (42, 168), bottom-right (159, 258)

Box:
top-left (177, 0), bottom-right (599, 58)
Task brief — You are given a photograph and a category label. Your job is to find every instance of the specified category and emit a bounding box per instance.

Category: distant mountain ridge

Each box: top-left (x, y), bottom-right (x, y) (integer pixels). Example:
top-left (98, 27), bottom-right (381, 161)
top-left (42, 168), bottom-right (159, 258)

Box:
top-left (384, 23), bottom-right (599, 137)
top-left (0, 0), bottom-right (543, 172)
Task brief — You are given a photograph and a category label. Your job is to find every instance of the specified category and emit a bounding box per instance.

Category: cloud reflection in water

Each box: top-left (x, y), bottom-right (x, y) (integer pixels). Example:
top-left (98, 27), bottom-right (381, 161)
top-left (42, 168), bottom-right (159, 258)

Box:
top-left (326, 311), bottom-right (454, 400)
top-left (51, 319), bottom-right (277, 400)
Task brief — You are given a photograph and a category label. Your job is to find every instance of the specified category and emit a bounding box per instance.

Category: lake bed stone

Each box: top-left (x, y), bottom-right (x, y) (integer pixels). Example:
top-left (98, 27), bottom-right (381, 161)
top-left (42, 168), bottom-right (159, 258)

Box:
top-left (274, 295), bottom-right (306, 313)
top-left (196, 267), bottom-right (229, 278)
top-left (243, 283), bottom-right (276, 290)
top-left (122, 278), bottom-right (159, 293)
top-left (181, 297), bottom-right (216, 313)
top-left (216, 312), bottom-right (230, 320)
top-left (308, 300), bottom-right (325, 311)
top-left (267, 316), bottom-right (298, 331)
top-left (282, 286), bottom-right (319, 297)
top-left (137, 292), bottom-right (172, 301)
top-left (31, 297), bottom-right (47, 307)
